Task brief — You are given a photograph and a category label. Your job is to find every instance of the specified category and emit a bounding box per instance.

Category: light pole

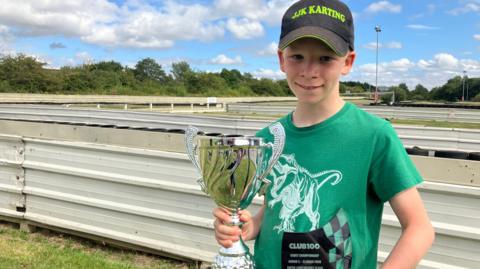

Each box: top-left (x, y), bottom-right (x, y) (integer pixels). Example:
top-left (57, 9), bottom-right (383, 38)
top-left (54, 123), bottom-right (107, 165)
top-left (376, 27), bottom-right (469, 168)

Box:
top-left (375, 25), bottom-right (381, 104)
top-left (467, 80), bottom-right (469, 101)
top-left (462, 70), bottom-right (466, 102)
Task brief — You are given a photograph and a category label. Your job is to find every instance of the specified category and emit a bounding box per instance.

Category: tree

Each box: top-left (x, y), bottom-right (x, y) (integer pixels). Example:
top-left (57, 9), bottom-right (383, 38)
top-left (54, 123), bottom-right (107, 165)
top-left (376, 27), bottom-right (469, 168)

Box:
top-left (248, 78), bottom-right (284, 96)
top-left (220, 68), bottom-right (243, 88)
top-left (410, 84), bottom-right (429, 100)
top-left (133, 58), bottom-right (167, 82)
top-left (380, 93), bottom-right (394, 104)
top-left (430, 76), bottom-right (462, 101)
top-left (88, 61), bottom-right (123, 72)
top-left (194, 72), bottom-right (229, 95)
top-left (60, 66), bottom-right (94, 92)
top-left (466, 78), bottom-right (480, 101)
top-left (342, 81), bottom-right (371, 92)
top-left (388, 86), bottom-right (408, 102)
top-left (398, 83), bottom-right (409, 92)
top-left (0, 54), bottom-right (57, 92)
top-left (276, 79), bottom-right (292, 96)
top-left (473, 92), bottom-right (480, 102)
top-left (171, 61), bottom-right (194, 82)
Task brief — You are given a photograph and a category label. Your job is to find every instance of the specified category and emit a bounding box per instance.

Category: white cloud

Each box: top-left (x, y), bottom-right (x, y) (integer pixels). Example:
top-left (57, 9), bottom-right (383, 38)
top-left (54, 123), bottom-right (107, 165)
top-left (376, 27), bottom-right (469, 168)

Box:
top-left (252, 68), bottom-right (285, 80)
top-left (417, 59), bottom-right (432, 70)
top-left (214, 0), bottom-right (264, 20)
top-left (210, 54), bottom-right (243, 65)
top-left (0, 25), bottom-right (9, 34)
top-left (75, 51), bottom-right (94, 64)
top-left (385, 42), bottom-right (402, 49)
top-left (214, 0), bottom-right (294, 25)
top-left (226, 18), bottom-right (264, 39)
top-left (410, 4), bottom-right (436, 19)
top-left (363, 41), bottom-right (402, 50)
top-left (0, 24), bottom-right (15, 55)
top-left (363, 42), bottom-right (379, 50)
top-left (388, 58), bottom-right (414, 72)
top-left (0, 0), bottom-right (118, 37)
top-left (406, 24), bottom-right (438, 30)
top-left (258, 42), bottom-right (278, 56)
top-left (434, 53), bottom-right (459, 69)
top-left (448, 2), bottom-right (480, 15)
top-left (99, 1), bottom-right (225, 48)
top-left (365, 1), bottom-right (402, 14)
top-left (474, 34), bottom-right (480, 41)
top-left (0, 0), bottom-right (298, 50)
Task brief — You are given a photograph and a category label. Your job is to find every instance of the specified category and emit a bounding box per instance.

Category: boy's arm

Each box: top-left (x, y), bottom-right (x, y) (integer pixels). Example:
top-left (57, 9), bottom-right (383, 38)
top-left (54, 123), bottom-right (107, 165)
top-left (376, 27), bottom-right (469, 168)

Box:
top-left (381, 187), bottom-right (435, 269)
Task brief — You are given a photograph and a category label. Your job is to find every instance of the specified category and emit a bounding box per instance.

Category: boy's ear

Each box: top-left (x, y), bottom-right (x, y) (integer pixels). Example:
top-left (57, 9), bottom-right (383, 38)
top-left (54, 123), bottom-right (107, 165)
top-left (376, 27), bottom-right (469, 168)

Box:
top-left (341, 51), bottom-right (356, 75)
top-left (278, 49), bottom-right (286, 73)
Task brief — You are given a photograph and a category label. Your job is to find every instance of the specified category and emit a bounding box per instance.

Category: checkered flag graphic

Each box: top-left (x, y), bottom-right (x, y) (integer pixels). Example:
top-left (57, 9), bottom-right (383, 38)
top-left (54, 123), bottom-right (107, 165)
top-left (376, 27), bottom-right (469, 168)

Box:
top-left (323, 209), bottom-right (352, 269)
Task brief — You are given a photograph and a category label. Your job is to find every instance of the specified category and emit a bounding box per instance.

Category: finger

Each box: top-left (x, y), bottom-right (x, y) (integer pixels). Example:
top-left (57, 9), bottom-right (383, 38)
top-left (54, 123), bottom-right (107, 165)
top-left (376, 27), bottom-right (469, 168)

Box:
top-left (216, 238), bottom-right (233, 248)
top-left (214, 220), bottom-right (241, 236)
top-left (238, 210), bottom-right (252, 222)
top-left (215, 230), bottom-right (240, 242)
top-left (213, 208), bottom-right (232, 223)
top-left (215, 227), bottom-right (240, 247)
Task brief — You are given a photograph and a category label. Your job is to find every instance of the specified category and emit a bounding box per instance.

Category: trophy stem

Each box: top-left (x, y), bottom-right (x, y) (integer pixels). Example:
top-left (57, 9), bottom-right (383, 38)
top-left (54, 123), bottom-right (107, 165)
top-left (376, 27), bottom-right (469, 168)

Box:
top-left (214, 238), bottom-right (254, 269)
top-left (230, 210), bottom-right (241, 226)
top-left (212, 209), bottom-right (254, 268)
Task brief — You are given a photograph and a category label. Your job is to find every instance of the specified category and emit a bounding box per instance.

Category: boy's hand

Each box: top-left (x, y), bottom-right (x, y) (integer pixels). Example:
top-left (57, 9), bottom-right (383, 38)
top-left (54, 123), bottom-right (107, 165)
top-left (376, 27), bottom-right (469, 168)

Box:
top-left (213, 207), bottom-right (254, 248)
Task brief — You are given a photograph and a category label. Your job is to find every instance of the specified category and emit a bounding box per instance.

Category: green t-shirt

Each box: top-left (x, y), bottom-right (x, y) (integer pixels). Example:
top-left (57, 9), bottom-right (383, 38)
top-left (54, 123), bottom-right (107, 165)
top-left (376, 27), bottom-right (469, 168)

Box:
top-left (253, 102), bottom-right (422, 269)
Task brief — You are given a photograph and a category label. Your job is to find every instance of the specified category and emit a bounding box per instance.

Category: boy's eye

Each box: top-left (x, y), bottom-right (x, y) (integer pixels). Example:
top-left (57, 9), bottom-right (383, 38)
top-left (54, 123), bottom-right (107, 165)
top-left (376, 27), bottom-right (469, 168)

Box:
top-left (319, 56), bottom-right (334, 62)
top-left (290, 54), bottom-right (304, 61)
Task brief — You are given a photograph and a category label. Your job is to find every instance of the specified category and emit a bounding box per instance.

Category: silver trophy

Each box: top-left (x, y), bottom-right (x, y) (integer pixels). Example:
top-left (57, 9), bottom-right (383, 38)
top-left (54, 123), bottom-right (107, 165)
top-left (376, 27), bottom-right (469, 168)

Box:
top-left (185, 123), bottom-right (285, 269)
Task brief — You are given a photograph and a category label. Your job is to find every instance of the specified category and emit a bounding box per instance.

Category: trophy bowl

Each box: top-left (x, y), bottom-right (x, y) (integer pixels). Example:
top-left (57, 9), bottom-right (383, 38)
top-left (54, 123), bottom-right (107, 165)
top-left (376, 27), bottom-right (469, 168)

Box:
top-left (185, 123), bottom-right (285, 269)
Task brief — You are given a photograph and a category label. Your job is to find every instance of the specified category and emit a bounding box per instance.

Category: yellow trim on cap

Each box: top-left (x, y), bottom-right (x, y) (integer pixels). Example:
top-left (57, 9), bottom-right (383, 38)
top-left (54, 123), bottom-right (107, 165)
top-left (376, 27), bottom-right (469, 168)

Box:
top-left (279, 35), bottom-right (345, 56)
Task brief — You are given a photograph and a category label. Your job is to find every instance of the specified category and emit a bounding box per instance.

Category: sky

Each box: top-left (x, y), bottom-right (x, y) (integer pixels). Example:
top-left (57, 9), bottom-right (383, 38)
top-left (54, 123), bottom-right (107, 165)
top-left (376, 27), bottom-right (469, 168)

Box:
top-left (0, 0), bottom-right (479, 90)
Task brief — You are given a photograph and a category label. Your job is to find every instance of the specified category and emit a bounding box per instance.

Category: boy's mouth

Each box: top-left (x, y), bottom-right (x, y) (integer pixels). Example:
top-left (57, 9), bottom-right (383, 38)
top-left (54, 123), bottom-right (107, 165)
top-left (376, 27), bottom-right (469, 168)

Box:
top-left (295, 82), bottom-right (320, 90)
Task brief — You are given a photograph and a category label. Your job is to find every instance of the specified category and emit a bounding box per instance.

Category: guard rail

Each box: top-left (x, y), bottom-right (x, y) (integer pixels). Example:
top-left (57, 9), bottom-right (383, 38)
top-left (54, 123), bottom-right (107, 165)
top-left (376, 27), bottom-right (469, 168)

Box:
top-left (0, 105), bottom-right (479, 152)
top-left (0, 131), bottom-right (478, 268)
top-left (227, 103), bottom-right (480, 123)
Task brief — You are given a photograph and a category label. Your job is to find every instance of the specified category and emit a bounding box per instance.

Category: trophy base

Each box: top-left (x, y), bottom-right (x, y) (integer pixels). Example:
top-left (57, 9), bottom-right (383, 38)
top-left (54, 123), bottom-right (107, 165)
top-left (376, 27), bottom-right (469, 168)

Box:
top-left (212, 240), bottom-right (255, 269)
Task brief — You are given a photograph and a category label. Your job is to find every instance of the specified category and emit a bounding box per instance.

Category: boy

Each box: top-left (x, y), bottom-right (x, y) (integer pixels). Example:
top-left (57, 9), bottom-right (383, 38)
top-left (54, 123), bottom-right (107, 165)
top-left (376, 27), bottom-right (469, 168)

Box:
top-left (213, 0), bottom-right (434, 268)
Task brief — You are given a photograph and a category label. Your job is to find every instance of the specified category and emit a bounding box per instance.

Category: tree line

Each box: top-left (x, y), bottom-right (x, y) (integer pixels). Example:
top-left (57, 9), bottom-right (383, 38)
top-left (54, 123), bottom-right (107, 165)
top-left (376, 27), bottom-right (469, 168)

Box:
top-left (0, 54), bottom-right (478, 102)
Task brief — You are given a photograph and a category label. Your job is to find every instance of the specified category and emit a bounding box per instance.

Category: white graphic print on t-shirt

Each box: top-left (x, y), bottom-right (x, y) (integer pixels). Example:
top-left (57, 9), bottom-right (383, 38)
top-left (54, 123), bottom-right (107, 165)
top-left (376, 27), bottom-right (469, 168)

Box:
top-left (268, 154), bottom-right (343, 233)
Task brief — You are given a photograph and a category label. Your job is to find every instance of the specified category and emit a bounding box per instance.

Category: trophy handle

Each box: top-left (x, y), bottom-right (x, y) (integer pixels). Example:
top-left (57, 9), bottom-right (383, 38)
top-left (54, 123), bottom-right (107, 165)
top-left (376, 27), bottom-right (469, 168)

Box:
top-left (258, 122), bottom-right (285, 184)
top-left (185, 126), bottom-right (207, 192)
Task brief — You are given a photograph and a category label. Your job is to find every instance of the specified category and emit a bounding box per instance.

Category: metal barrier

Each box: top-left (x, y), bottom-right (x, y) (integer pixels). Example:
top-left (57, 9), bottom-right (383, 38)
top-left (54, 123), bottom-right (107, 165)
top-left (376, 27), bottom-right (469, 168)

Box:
top-left (0, 106), bottom-right (480, 152)
top-left (227, 103), bottom-right (480, 123)
top-left (0, 132), bottom-right (479, 268)
top-left (0, 135), bottom-right (25, 220)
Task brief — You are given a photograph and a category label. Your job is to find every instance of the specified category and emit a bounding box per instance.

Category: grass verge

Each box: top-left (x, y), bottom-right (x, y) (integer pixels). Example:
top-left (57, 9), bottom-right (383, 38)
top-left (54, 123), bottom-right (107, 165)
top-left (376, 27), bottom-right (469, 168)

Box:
top-left (0, 221), bottom-right (196, 269)
top-left (389, 119), bottom-right (480, 129)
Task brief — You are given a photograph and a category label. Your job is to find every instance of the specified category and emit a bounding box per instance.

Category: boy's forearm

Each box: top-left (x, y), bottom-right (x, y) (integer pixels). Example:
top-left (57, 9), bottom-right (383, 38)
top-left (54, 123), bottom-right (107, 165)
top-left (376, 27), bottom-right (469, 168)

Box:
top-left (380, 224), bottom-right (435, 269)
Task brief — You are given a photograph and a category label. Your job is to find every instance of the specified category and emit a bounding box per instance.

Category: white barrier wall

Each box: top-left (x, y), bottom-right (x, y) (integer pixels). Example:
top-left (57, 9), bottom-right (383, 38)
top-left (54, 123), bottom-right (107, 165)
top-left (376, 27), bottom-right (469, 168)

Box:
top-left (0, 131), bottom-right (479, 268)
top-left (0, 135), bottom-right (25, 220)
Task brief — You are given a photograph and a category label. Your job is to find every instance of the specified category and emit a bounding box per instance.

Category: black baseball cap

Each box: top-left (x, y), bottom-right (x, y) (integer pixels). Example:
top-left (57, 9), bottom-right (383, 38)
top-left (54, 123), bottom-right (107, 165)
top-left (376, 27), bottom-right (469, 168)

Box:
top-left (279, 0), bottom-right (355, 56)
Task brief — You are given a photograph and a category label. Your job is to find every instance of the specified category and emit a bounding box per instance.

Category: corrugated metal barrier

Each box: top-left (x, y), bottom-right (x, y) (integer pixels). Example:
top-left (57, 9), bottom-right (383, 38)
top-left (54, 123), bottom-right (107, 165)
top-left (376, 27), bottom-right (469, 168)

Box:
top-left (0, 135), bottom-right (25, 220)
top-left (0, 132), bottom-right (479, 268)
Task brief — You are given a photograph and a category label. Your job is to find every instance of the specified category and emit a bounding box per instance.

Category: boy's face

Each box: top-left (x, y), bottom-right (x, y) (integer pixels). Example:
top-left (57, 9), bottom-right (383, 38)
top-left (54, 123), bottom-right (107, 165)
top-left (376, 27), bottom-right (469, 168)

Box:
top-left (278, 38), bottom-right (355, 106)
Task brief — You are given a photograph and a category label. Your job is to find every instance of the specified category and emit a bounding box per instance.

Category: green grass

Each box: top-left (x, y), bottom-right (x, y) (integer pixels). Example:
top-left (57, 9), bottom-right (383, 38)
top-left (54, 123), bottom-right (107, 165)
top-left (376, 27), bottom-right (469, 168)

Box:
top-left (0, 222), bottom-right (195, 269)
top-left (201, 112), bottom-right (480, 129)
top-left (389, 119), bottom-right (480, 129)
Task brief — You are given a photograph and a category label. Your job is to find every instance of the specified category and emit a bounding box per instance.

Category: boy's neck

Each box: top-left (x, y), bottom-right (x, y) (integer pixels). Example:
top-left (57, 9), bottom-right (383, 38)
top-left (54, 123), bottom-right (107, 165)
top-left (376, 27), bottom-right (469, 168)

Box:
top-left (292, 97), bottom-right (346, 128)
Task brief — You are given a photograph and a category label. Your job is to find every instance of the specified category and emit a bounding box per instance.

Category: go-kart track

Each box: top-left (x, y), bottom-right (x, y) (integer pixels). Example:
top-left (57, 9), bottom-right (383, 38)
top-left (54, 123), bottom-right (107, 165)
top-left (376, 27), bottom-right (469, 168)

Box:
top-left (0, 104), bottom-right (479, 154)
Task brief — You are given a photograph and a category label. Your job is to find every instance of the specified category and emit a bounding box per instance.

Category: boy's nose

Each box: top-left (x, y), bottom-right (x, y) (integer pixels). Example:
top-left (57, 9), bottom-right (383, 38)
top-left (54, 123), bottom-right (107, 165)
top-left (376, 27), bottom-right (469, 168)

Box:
top-left (300, 60), bottom-right (320, 78)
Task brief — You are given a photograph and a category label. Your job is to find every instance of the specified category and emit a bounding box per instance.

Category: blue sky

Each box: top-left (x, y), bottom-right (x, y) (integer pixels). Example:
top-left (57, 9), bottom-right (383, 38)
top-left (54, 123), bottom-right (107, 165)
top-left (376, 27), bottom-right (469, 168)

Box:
top-left (0, 0), bottom-right (479, 90)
